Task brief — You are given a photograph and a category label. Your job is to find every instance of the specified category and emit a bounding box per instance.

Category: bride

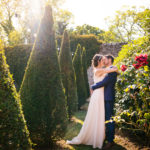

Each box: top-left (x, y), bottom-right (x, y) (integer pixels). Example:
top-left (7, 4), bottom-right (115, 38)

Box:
top-left (66, 54), bottom-right (118, 149)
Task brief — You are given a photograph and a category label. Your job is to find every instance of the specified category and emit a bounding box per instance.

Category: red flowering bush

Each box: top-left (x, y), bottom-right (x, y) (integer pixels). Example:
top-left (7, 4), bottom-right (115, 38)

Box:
top-left (133, 54), bottom-right (148, 69)
top-left (121, 65), bottom-right (127, 71)
top-left (135, 54), bottom-right (148, 64)
top-left (121, 54), bottom-right (149, 70)
top-left (114, 38), bottom-right (150, 140)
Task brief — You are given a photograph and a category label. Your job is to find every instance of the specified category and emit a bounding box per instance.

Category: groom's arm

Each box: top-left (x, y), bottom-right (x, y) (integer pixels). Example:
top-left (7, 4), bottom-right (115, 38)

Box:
top-left (91, 72), bottom-right (117, 90)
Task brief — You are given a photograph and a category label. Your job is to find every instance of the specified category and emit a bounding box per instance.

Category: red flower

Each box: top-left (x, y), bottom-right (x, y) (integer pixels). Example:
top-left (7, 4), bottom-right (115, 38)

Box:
top-left (121, 65), bottom-right (127, 71)
top-left (135, 54), bottom-right (148, 64)
top-left (134, 54), bottom-right (148, 69)
top-left (133, 63), bottom-right (142, 69)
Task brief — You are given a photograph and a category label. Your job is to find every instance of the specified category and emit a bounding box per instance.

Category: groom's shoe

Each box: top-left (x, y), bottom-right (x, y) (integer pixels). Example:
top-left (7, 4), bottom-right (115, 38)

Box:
top-left (103, 142), bottom-right (114, 149)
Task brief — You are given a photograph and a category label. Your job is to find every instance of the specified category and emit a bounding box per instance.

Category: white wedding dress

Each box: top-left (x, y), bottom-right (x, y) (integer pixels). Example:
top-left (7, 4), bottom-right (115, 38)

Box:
top-left (66, 69), bottom-right (105, 149)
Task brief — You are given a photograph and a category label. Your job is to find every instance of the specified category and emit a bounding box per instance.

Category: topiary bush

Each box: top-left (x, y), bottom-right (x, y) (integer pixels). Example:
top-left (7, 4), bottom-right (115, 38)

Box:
top-left (4, 34), bottom-right (101, 92)
top-left (4, 44), bottom-right (32, 91)
top-left (20, 5), bottom-right (68, 147)
top-left (0, 41), bottom-right (32, 150)
top-left (59, 30), bottom-right (78, 119)
top-left (114, 36), bottom-right (150, 140)
top-left (73, 44), bottom-right (87, 109)
top-left (82, 47), bottom-right (90, 97)
top-left (57, 34), bottom-right (102, 67)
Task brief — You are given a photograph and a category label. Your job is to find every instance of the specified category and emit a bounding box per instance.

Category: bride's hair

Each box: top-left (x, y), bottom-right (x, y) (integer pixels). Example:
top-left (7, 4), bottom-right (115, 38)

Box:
top-left (92, 54), bottom-right (103, 68)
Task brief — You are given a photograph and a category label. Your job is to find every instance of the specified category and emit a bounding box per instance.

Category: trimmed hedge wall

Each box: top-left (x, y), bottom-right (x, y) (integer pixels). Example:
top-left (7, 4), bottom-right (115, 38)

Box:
top-left (58, 34), bottom-right (102, 67)
top-left (4, 44), bottom-right (32, 91)
top-left (4, 35), bottom-right (101, 94)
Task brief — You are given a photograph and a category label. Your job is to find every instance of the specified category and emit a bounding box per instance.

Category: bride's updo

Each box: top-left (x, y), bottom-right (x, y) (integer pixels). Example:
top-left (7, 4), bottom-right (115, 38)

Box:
top-left (92, 54), bottom-right (103, 68)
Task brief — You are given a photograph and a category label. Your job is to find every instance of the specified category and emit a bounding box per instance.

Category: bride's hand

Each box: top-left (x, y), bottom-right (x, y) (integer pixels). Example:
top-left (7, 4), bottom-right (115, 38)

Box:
top-left (113, 66), bottom-right (120, 74)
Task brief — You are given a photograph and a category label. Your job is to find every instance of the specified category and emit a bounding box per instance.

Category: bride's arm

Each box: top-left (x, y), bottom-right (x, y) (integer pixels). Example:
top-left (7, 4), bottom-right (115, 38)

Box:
top-left (95, 67), bottom-right (119, 76)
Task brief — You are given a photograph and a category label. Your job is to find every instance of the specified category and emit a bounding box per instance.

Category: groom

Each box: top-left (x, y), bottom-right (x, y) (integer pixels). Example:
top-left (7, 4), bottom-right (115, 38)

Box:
top-left (90, 54), bottom-right (117, 149)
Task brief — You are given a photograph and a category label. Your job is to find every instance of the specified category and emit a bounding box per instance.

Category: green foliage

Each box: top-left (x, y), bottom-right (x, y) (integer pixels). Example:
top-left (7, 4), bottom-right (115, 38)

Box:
top-left (56, 9), bottom-right (73, 35)
top-left (70, 34), bottom-right (101, 67)
top-left (3, 35), bottom-right (100, 89)
top-left (69, 24), bottom-right (105, 40)
top-left (104, 6), bottom-right (146, 43)
top-left (8, 30), bottom-right (25, 46)
top-left (73, 44), bottom-right (87, 109)
top-left (114, 36), bottom-right (150, 137)
top-left (20, 5), bottom-right (68, 146)
top-left (82, 47), bottom-right (90, 97)
top-left (59, 30), bottom-right (78, 119)
top-left (0, 41), bottom-right (32, 150)
top-left (138, 9), bottom-right (150, 39)
top-left (4, 44), bottom-right (32, 91)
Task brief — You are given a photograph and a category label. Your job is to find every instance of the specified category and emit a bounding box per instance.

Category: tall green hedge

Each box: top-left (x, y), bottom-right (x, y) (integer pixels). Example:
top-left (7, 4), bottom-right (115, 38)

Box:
top-left (4, 35), bottom-right (101, 92)
top-left (20, 5), bottom-right (68, 146)
top-left (82, 47), bottom-right (90, 97)
top-left (4, 44), bottom-right (32, 91)
top-left (59, 30), bottom-right (78, 119)
top-left (59, 34), bottom-right (101, 67)
top-left (0, 43), bottom-right (32, 149)
top-left (73, 44), bottom-right (87, 109)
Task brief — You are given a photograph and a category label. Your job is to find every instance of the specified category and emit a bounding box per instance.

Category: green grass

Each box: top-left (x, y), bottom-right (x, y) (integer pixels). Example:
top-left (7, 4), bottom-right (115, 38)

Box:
top-left (57, 108), bottom-right (126, 150)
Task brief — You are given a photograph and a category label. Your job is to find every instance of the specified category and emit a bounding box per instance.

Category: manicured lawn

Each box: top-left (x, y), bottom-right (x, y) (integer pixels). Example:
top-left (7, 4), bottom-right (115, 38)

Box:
top-left (56, 103), bottom-right (150, 150)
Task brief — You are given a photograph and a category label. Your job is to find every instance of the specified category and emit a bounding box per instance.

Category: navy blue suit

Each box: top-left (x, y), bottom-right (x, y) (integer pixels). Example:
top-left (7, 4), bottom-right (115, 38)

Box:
top-left (91, 71), bottom-right (117, 142)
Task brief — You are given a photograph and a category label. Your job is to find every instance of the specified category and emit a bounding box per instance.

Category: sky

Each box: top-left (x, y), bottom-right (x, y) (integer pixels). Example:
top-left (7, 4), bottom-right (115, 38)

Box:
top-left (61, 0), bottom-right (150, 30)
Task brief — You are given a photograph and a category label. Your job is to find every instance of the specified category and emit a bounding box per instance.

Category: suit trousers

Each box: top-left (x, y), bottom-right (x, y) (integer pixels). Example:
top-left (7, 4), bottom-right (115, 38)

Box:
top-left (105, 101), bottom-right (115, 143)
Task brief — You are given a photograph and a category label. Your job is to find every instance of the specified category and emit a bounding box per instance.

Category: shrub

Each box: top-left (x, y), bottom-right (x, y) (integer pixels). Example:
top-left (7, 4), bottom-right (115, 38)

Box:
top-left (4, 44), bottom-right (32, 91)
top-left (0, 41), bottom-right (32, 149)
top-left (59, 30), bottom-right (78, 119)
top-left (82, 47), bottom-right (90, 97)
top-left (4, 34), bottom-right (101, 93)
top-left (57, 34), bottom-right (101, 67)
top-left (114, 36), bottom-right (150, 138)
top-left (73, 44), bottom-right (87, 109)
top-left (20, 5), bottom-right (68, 147)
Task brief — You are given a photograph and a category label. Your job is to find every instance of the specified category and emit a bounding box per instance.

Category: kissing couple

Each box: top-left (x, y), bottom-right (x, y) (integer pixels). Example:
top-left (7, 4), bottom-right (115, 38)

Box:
top-left (66, 54), bottom-right (119, 149)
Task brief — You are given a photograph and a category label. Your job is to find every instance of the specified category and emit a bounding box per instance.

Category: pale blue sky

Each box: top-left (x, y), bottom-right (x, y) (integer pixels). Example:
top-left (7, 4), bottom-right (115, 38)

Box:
top-left (61, 0), bottom-right (150, 29)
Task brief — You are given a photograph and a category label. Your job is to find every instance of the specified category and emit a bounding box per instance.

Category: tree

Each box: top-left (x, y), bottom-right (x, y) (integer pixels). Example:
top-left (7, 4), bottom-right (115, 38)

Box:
top-left (0, 0), bottom-right (22, 45)
top-left (104, 6), bottom-right (146, 42)
top-left (20, 5), bottom-right (68, 146)
top-left (137, 8), bottom-right (150, 40)
top-left (0, 40), bottom-right (32, 149)
top-left (82, 47), bottom-right (90, 97)
top-left (73, 44), bottom-right (87, 109)
top-left (56, 9), bottom-right (73, 35)
top-left (0, 0), bottom-right (71, 45)
top-left (59, 30), bottom-right (78, 119)
top-left (69, 24), bottom-right (104, 40)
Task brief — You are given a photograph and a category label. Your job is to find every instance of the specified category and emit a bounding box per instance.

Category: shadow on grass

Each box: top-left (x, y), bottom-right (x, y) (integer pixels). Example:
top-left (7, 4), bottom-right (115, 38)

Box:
top-left (55, 140), bottom-right (127, 150)
top-left (67, 143), bottom-right (126, 150)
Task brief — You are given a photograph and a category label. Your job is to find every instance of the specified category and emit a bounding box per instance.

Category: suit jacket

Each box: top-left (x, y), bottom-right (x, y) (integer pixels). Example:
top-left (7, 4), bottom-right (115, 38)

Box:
top-left (91, 72), bottom-right (117, 101)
